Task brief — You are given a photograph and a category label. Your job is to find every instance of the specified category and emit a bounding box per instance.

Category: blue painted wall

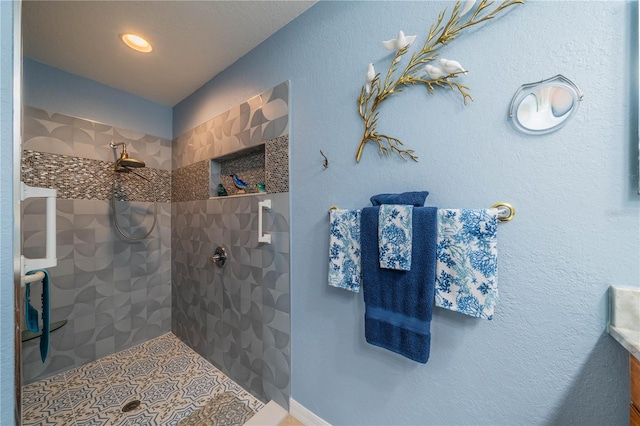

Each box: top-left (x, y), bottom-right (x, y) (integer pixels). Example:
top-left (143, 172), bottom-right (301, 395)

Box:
top-left (0, 1), bottom-right (16, 423)
top-left (23, 58), bottom-right (172, 139)
top-left (175, 1), bottom-right (639, 424)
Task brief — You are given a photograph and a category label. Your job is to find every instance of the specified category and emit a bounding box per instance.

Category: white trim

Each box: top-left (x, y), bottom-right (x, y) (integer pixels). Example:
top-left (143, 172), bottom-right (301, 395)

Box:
top-left (244, 400), bottom-right (288, 426)
top-left (289, 399), bottom-right (331, 426)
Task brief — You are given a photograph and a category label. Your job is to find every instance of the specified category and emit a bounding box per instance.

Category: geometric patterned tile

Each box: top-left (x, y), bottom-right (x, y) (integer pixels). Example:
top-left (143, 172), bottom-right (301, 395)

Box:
top-left (181, 374), bottom-right (222, 401)
top-left (172, 81), bottom-right (289, 170)
top-left (140, 379), bottom-right (180, 405)
top-left (176, 391), bottom-right (257, 426)
top-left (159, 353), bottom-right (198, 376)
top-left (163, 406), bottom-right (198, 426)
top-left (22, 106), bottom-right (172, 386)
top-left (172, 192), bottom-right (290, 407)
top-left (124, 410), bottom-right (159, 426)
top-left (125, 358), bottom-right (160, 380)
top-left (22, 333), bottom-right (264, 426)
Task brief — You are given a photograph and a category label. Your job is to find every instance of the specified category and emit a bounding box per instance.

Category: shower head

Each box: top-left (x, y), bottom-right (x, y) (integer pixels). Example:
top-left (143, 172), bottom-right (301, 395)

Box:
top-left (117, 151), bottom-right (146, 169)
top-left (110, 141), bottom-right (146, 171)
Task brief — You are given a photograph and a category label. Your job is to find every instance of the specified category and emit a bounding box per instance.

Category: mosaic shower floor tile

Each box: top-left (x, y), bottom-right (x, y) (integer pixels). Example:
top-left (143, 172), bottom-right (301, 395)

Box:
top-left (22, 333), bottom-right (265, 426)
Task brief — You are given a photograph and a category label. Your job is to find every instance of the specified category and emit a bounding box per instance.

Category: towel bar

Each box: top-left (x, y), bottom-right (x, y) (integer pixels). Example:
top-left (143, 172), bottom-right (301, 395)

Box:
top-left (21, 183), bottom-right (57, 282)
top-left (328, 202), bottom-right (516, 222)
top-left (22, 271), bottom-right (45, 286)
top-left (491, 202), bottom-right (515, 222)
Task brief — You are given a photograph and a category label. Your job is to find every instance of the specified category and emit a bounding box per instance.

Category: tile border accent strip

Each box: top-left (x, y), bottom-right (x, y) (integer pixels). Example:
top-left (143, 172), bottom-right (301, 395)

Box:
top-left (22, 150), bottom-right (171, 202)
top-left (265, 135), bottom-right (289, 194)
top-left (171, 136), bottom-right (289, 202)
top-left (171, 160), bottom-right (210, 202)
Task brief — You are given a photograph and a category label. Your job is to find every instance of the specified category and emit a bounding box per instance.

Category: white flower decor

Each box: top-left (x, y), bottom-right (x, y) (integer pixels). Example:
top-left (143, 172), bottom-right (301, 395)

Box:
top-left (356, 0), bottom-right (523, 163)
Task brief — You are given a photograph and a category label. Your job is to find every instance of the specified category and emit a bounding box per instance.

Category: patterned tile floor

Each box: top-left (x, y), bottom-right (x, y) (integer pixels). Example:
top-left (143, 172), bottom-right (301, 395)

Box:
top-left (22, 333), bottom-right (265, 425)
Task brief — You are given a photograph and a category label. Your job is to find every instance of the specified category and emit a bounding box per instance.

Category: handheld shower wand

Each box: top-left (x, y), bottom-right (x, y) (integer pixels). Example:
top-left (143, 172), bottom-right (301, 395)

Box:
top-left (109, 141), bottom-right (156, 241)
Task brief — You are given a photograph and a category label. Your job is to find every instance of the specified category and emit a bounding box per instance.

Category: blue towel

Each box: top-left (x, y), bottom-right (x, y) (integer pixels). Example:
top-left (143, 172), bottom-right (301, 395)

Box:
top-left (26, 269), bottom-right (50, 362)
top-left (370, 191), bottom-right (429, 207)
top-left (25, 282), bottom-right (39, 333)
top-left (361, 206), bottom-right (437, 363)
top-left (435, 209), bottom-right (499, 320)
top-left (378, 204), bottom-right (413, 271)
top-left (328, 209), bottom-right (362, 293)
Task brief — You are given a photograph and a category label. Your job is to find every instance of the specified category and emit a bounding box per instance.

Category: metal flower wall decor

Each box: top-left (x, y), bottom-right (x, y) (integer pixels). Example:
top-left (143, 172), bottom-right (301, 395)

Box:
top-left (356, 0), bottom-right (523, 163)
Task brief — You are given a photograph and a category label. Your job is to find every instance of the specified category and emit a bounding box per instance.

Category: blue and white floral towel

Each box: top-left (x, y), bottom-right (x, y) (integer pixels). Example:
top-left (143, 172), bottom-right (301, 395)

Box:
top-left (328, 209), bottom-right (362, 293)
top-left (435, 209), bottom-right (499, 320)
top-left (378, 204), bottom-right (413, 271)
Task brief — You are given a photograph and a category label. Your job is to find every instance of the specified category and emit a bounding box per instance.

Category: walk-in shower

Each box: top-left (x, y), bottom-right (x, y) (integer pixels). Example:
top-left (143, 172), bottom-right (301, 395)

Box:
top-left (109, 141), bottom-right (157, 241)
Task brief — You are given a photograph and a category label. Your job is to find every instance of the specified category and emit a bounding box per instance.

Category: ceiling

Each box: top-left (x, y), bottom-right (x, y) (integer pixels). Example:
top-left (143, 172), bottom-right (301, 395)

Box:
top-left (22, 1), bottom-right (316, 106)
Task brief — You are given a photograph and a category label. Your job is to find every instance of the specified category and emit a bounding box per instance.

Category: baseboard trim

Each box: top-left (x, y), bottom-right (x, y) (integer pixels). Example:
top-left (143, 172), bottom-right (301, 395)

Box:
top-left (289, 399), bottom-right (331, 426)
top-left (245, 400), bottom-right (288, 426)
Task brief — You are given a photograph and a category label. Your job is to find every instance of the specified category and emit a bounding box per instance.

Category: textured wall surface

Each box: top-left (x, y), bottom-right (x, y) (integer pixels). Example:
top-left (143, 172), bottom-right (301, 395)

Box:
top-left (21, 108), bottom-right (172, 384)
top-left (0, 1), bottom-right (16, 422)
top-left (174, 1), bottom-right (639, 424)
top-left (172, 193), bottom-right (291, 408)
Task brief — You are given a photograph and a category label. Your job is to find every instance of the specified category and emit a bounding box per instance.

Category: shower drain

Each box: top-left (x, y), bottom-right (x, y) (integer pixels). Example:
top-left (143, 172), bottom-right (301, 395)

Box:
top-left (121, 400), bottom-right (141, 413)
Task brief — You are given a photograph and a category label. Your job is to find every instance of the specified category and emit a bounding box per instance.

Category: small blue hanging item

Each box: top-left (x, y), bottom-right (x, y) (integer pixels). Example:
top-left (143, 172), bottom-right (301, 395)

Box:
top-left (26, 269), bottom-right (50, 362)
top-left (25, 282), bottom-right (39, 333)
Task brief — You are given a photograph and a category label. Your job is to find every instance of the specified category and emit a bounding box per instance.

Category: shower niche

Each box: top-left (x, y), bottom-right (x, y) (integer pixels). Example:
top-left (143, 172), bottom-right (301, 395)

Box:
top-left (210, 135), bottom-right (289, 198)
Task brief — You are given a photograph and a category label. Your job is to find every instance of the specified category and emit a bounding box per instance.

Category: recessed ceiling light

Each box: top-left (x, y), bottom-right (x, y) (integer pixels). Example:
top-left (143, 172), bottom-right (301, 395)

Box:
top-left (120, 33), bottom-right (153, 53)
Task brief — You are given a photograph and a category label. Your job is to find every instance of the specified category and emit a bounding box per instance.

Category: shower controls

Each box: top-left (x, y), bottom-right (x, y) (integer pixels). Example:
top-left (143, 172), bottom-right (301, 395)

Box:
top-left (209, 246), bottom-right (227, 267)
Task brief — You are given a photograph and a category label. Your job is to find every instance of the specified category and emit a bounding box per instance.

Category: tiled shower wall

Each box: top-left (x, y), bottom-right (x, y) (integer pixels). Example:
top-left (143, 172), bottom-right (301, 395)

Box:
top-left (21, 107), bottom-right (172, 384)
top-left (172, 194), bottom-right (290, 408)
top-left (171, 82), bottom-right (291, 408)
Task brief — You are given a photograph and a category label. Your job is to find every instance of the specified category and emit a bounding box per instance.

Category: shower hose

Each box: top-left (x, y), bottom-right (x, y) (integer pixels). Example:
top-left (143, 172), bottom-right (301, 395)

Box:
top-left (111, 169), bottom-right (158, 242)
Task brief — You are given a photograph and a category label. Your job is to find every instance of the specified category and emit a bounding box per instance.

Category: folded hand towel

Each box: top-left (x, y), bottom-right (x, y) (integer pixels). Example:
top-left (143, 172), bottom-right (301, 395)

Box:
top-left (378, 204), bottom-right (412, 271)
top-left (370, 191), bottom-right (429, 207)
top-left (362, 206), bottom-right (437, 363)
top-left (435, 209), bottom-right (499, 320)
top-left (25, 282), bottom-right (39, 333)
top-left (328, 209), bottom-right (362, 293)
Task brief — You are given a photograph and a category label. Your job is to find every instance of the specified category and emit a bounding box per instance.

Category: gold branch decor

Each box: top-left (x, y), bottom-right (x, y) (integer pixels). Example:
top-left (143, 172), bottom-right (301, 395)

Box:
top-left (356, 0), bottom-right (523, 163)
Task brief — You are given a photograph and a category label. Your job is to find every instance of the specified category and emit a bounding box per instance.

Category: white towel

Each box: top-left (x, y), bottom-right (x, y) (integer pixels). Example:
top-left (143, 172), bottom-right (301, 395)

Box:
top-left (328, 209), bottom-right (362, 293)
top-left (435, 209), bottom-right (499, 319)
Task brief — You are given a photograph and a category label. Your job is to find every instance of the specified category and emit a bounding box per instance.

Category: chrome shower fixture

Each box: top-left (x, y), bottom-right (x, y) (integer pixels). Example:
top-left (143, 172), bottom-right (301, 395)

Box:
top-left (109, 141), bottom-right (146, 172)
top-left (109, 140), bottom-right (157, 242)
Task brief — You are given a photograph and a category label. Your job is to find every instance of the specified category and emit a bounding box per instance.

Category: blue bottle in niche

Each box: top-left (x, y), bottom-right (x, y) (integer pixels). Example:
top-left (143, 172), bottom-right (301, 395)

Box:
top-left (256, 182), bottom-right (266, 193)
top-left (217, 184), bottom-right (228, 196)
